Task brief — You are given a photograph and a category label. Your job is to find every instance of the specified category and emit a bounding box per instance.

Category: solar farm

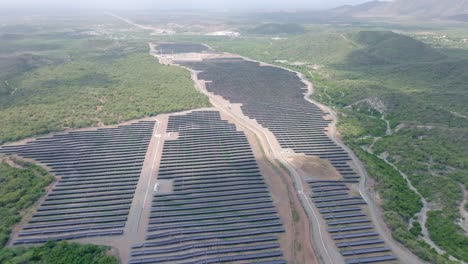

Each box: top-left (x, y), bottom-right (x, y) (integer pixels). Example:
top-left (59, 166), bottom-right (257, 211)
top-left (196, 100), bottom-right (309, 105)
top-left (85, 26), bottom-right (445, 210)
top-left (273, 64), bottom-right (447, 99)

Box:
top-left (0, 121), bottom-right (155, 245)
top-left (0, 109), bottom-right (289, 263)
top-left (178, 56), bottom-right (398, 263)
top-left (129, 110), bottom-right (285, 264)
top-left (179, 58), bottom-right (359, 181)
top-left (0, 41), bottom-right (404, 264)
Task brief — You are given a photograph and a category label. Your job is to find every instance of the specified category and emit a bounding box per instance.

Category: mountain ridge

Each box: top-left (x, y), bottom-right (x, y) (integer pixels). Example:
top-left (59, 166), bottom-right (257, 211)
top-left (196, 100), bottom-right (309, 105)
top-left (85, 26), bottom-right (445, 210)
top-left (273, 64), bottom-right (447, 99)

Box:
top-left (333, 0), bottom-right (468, 19)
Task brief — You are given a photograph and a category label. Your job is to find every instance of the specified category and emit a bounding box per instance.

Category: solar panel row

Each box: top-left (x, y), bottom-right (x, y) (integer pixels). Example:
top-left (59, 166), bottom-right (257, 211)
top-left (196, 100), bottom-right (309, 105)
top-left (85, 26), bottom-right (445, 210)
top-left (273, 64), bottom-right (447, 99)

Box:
top-left (176, 56), bottom-right (397, 263)
top-left (0, 121), bottom-right (155, 245)
top-left (129, 110), bottom-right (286, 264)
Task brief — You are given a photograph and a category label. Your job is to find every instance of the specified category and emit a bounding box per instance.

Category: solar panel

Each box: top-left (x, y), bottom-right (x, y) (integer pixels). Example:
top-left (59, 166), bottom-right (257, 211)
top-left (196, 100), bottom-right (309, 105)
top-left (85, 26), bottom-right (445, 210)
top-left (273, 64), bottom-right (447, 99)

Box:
top-left (345, 255), bottom-right (397, 264)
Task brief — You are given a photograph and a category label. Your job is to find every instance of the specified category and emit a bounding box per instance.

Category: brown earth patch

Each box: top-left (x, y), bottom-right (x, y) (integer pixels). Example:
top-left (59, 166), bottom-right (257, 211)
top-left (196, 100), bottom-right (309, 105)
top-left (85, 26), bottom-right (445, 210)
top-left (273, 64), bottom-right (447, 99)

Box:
top-left (286, 154), bottom-right (341, 180)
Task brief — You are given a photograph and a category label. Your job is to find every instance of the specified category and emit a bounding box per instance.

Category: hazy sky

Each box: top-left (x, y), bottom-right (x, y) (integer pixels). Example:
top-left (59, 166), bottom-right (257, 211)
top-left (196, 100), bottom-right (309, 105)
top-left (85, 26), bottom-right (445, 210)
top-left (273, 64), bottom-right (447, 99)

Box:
top-left (0, 0), bottom-right (375, 10)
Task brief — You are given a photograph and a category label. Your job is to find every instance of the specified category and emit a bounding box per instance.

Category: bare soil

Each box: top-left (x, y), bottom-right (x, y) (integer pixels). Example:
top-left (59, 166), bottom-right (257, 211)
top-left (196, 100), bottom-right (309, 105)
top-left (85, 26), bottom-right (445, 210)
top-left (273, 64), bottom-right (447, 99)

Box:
top-left (287, 154), bottom-right (341, 181)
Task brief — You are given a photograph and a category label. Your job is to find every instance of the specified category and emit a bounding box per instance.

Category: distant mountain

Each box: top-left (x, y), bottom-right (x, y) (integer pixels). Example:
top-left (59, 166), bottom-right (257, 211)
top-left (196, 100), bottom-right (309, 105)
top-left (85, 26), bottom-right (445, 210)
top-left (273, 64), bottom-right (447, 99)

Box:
top-left (330, 1), bottom-right (389, 15)
top-left (334, 0), bottom-right (468, 19)
top-left (448, 13), bottom-right (468, 21)
top-left (373, 0), bottom-right (468, 17)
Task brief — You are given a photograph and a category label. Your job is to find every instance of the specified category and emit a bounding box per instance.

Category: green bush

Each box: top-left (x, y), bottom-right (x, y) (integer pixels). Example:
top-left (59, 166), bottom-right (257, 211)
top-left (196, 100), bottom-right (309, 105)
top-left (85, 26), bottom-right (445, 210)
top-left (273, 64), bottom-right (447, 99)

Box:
top-left (0, 161), bottom-right (117, 263)
top-left (0, 241), bottom-right (118, 264)
top-left (0, 161), bottom-right (53, 247)
top-left (410, 222), bottom-right (422, 237)
top-left (351, 145), bottom-right (422, 220)
top-left (427, 211), bottom-right (468, 262)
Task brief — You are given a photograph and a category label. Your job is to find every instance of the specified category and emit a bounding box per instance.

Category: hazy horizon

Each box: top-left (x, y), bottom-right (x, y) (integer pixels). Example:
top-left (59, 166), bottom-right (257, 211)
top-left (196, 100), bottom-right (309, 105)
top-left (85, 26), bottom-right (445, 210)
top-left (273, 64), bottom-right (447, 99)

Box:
top-left (0, 0), bottom-right (382, 10)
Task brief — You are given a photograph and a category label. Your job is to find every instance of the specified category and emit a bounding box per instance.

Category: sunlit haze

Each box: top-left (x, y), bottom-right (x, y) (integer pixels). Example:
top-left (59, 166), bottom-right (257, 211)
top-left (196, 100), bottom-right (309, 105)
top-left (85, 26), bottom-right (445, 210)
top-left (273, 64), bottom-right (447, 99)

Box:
top-left (0, 0), bottom-right (377, 10)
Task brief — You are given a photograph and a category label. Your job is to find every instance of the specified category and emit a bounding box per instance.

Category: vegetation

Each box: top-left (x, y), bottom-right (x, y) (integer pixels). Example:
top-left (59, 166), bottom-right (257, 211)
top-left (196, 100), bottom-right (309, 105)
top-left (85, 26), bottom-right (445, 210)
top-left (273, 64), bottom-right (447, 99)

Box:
top-left (0, 160), bottom-right (119, 264)
top-left (0, 241), bottom-right (118, 264)
top-left (352, 146), bottom-right (422, 220)
top-left (0, 22), bottom-right (210, 144)
top-left (246, 23), bottom-right (306, 35)
top-left (410, 222), bottom-right (422, 237)
top-left (350, 31), bottom-right (446, 64)
top-left (350, 147), bottom-right (456, 264)
top-left (427, 211), bottom-right (468, 261)
top-left (330, 31), bottom-right (467, 263)
top-left (0, 160), bottom-right (53, 247)
top-left (206, 27), bottom-right (357, 65)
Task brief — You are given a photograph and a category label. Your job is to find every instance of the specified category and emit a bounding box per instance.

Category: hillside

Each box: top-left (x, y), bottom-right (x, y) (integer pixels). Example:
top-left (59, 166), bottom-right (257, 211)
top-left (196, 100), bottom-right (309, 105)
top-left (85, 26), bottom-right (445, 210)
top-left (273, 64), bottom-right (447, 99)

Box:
top-left (342, 31), bottom-right (467, 126)
top-left (330, 1), bottom-right (389, 15)
top-left (347, 31), bottom-right (447, 65)
top-left (246, 23), bottom-right (305, 35)
top-left (336, 0), bottom-right (468, 19)
top-left (374, 0), bottom-right (468, 17)
top-left (336, 31), bottom-right (468, 263)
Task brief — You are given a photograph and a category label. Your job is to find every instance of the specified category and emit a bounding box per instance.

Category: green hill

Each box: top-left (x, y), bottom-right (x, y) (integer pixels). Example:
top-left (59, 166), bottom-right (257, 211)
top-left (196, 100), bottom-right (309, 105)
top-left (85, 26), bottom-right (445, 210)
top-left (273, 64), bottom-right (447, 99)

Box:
top-left (337, 32), bottom-right (468, 262)
top-left (348, 31), bottom-right (446, 65)
top-left (337, 0), bottom-right (468, 19)
top-left (246, 23), bottom-right (305, 35)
